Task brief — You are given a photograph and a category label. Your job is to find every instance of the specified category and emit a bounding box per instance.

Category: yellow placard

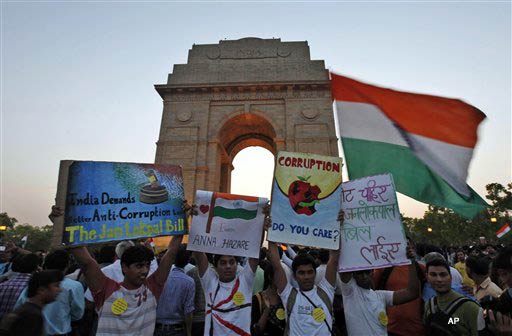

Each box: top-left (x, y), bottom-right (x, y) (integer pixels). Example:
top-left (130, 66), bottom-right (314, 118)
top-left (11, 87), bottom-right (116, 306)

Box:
top-left (274, 152), bottom-right (343, 200)
top-left (312, 307), bottom-right (326, 323)
top-left (232, 291), bottom-right (245, 306)
top-left (378, 311), bottom-right (388, 326)
top-left (276, 308), bottom-right (285, 320)
top-left (111, 298), bottom-right (128, 315)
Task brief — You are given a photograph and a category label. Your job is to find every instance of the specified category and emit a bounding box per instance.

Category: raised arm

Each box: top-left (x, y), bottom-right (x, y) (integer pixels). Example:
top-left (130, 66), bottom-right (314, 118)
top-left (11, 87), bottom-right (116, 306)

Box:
top-left (193, 252), bottom-right (209, 277)
top-left (267, 241), bottom-right (287, 293)
top-left (326, 248), bottom-right (340, 287)
top-left (153, 235), bottom-right (183, 285)
top-left (392, 246), bottom-right (420, 305)
top-left (68, 246), bottom-right (105, 293)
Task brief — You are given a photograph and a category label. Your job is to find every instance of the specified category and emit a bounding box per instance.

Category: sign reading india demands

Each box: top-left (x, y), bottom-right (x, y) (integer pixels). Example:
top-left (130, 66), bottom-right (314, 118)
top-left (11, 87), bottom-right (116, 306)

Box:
top-left (267, 151), bottom-right (343, 250)
top-left (338, 173), bottom-right (409, 272)
top-left (187, 190), bottom-right (268, 258)
top-left (52, 161), bottom-right (187, 247)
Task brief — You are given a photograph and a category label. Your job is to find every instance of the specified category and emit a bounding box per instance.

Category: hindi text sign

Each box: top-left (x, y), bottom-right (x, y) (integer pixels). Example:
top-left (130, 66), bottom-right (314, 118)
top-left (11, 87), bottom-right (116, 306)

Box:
top-left (338, 173), bottom-right (409, 271)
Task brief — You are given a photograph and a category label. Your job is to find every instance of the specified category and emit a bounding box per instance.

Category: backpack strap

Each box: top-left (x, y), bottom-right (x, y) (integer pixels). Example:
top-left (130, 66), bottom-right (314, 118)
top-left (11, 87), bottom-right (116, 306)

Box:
top-left (316, 286), bottom-right (333, 316)
top-left (445, 297), bottom-right (473, 316)
top-left (428, 296), bottom-right (440, 315)
top-left (284, 288), bottom-right (298, 336)
top-left (255, 292), bottom-right (264, 315)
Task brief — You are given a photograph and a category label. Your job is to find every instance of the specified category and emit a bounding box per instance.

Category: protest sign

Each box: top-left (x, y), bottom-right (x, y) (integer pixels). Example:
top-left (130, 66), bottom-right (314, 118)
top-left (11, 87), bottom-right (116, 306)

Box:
top-left (52, 161), bottom-right (187, 247)
top-left (267, 151), bottom-right (343, 250)
top-left (187, 190), bottom-right (267, 258)
top-left (338, 173), bottom-right (409, 272)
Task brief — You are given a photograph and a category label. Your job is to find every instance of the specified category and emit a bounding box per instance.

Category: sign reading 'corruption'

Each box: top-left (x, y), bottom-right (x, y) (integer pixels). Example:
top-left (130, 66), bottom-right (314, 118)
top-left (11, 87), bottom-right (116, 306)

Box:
top-left (54, 161), bottom-right (187, 246)
top-left (268, 151), bottom-right (343, 250)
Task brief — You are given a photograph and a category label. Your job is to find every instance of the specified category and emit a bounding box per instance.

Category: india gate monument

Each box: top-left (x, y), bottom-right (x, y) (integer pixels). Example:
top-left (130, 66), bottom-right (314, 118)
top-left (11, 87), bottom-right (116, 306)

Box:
top-left (154, 38), bottom-right (338, 201)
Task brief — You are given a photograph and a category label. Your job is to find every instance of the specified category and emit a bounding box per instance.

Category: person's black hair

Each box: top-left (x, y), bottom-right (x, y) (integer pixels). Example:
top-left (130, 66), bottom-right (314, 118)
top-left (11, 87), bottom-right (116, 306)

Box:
top-left (12, 253), bottom-right (39, 274)
top-left (27, 270), bottom-right (63, 298)
top-left (43, 250), bottom-right (69, 272)
top-left (292, 253), bottom-right (317, 274)
top-left (318, 249), bottom-right (329, 264)
top-left (120, 245), bottom-right (154, 267)
top-left (97, 245), bottom-right (116, 264)
top-left (426, 258), bottom-right (450, 274)
top-left (174, 244), bottom-right (189, 268)
top-left (493, 246), bottom-right (512, 271)
top-left (212, 254), bottom-right (236, 267)
top-left (466, 255), bottom-right (491, 276)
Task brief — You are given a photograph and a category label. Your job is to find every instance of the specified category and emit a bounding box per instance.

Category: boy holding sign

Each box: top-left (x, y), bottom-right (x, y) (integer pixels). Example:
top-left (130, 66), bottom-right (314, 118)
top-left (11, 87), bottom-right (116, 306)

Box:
top-left (266, 211), bottom-right (343, 336)
top-left (49, 206), bottom-right (183, 336)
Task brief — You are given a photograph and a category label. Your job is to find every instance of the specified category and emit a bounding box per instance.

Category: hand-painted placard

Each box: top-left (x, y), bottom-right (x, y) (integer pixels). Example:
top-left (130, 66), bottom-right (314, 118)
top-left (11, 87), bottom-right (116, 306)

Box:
top-left (54, 161), bottom-right (186, 246)
top-left (338, 173), bottom-right (409, 271)
top-left (187, 190), bottom-right (267, 258)
top-left (267, 151), bottom-right (343, 250)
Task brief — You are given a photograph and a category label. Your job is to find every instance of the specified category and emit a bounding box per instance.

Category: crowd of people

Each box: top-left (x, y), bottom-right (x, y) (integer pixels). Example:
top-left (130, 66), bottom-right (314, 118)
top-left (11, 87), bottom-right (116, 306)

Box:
top-left (0, 204), bottom-right (510, 336)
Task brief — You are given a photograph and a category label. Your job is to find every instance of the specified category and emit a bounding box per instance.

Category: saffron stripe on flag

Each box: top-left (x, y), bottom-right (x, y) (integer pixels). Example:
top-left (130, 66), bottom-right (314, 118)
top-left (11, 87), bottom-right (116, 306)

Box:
top-left (213, 207), bottom-right (258, 220)
top-left (331, 73), bottom-right (485, 148)
top-left (497, 223), bottom-right (510, 238)
top-left (215, 192), bottom-right (259, 203)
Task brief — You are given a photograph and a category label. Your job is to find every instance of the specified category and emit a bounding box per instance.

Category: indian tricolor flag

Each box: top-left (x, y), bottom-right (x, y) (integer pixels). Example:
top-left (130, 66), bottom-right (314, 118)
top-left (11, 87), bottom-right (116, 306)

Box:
top-left (332, 73), bottom-right (488, 218)
top-left (497, 223), bottom-right (510, 239)
top-left (206, 192), bottom-right (260, 233)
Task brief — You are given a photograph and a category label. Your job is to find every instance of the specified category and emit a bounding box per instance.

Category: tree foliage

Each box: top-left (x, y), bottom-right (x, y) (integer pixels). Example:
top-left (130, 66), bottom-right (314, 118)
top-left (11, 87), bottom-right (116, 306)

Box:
top-left (0, 212), bottom-right (18, 229)
top-left (1, 224), bottom-right (53, 252)
top-left (406, 183), bottom-right (512, 247)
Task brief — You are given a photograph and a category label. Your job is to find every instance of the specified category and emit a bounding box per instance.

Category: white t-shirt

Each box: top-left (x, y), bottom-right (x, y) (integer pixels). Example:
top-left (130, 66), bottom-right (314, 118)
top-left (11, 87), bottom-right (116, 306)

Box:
top-left (450, 266), bottom-right (464, 286)
top-left (201, 264), bottom-right (255, 336)
top-left (340, 277), bottom-right (394, 336)
top-left (280, 278), bottom-right (335, 336)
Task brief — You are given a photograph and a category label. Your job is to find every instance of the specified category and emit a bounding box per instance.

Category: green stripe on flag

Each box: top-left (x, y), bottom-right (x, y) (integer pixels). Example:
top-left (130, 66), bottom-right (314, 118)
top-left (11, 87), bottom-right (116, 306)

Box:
top-left (213, 206), bottom-right (258, 220)
top-left (341, 137), bottom-right (488, 218)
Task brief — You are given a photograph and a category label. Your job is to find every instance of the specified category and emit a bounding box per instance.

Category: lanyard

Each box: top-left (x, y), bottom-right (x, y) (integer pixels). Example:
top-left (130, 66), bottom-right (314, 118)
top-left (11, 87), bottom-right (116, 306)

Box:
top-left (299, 290), bottom-right (332, 334)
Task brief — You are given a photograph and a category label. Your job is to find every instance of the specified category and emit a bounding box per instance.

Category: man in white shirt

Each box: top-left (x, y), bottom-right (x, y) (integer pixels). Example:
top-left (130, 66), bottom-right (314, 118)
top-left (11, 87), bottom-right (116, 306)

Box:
top-left (338, 244), bottom-right (420, 336)
top-left (268, 240), bottom-right (340, 336)
top-left (193, 252), bottom-right (257, 336)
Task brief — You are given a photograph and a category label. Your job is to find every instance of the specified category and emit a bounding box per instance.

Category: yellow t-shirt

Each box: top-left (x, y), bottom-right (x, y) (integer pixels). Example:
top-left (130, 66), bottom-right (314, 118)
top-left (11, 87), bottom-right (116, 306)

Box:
top-left (454, 262), bottom-right (475, 287)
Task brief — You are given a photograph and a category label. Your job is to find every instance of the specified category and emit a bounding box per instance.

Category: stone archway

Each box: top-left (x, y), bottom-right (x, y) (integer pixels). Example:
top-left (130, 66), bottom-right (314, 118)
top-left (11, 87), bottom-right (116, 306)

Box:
top-left (217, 112), bottom-right (277, 192)
top-left (154, 38), bottom-right (339, 202)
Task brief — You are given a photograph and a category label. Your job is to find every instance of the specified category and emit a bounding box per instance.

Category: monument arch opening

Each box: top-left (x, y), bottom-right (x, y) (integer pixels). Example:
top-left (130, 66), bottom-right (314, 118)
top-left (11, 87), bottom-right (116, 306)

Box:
top-left (231, 146), bottom-right (274, 198)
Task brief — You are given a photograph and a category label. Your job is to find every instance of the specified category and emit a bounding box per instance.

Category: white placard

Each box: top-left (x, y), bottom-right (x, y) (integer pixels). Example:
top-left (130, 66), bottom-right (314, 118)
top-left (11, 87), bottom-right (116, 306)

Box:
top-left (338, 173), bottom-right (409, 271)
top-left (187, 190), bottom-right (268, 258)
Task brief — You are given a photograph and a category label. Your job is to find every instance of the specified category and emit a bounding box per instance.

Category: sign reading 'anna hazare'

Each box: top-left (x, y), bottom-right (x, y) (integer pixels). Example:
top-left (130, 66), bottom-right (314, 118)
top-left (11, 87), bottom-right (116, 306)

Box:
top-left (187, 190), bottom-right (268, 258)
top-left (338, 173), bottom-right (409, 272)
top-left (52, 161), bottom-right (187, 247)
top-left (268, 151), bottom-right (343, 250)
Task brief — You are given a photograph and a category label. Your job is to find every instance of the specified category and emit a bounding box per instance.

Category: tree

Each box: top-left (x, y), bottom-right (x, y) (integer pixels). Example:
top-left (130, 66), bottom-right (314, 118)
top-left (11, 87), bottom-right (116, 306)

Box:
top-left (0, 212), bottom-right (17, 229)
top-left (2, 224), bottom-right (53, 252)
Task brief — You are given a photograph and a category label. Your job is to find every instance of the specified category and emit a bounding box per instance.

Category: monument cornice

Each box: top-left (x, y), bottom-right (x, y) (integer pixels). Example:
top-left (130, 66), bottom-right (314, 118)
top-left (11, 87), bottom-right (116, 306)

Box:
top-left (155, 81), bottom-right (332, 101)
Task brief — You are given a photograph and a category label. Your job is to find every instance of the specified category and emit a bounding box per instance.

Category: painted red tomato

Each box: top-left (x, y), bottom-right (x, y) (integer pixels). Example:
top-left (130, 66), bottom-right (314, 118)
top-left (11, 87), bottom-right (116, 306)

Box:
top-left (287, 176), bottom-right (321, 216)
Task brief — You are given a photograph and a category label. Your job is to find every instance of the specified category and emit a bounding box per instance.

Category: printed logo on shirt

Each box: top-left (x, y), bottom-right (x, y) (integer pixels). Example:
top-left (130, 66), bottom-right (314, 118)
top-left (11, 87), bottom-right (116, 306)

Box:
top-left (298, 304), bottom-right (314, 315)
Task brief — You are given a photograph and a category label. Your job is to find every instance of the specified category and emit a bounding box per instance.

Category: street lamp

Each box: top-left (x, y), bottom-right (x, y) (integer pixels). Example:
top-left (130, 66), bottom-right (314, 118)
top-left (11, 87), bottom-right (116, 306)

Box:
top-left (0, 226), bottom-right (7, 231)
top-left (491, 217), bottom-right (497, 223)
top-left (427, 227), bottom-right (433, 233)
